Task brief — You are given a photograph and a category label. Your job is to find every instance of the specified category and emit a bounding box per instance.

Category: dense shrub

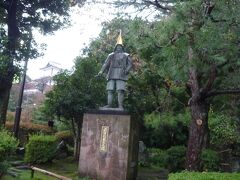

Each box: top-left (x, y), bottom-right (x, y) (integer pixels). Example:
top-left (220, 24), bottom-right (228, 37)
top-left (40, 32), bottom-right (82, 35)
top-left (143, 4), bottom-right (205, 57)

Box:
top-left (55, 130), bottom-right (74, 146)
top-left (165, 146), bottom-right (186, 172)
top-left (146, 146), bottom-right (186, 172)
top-left (208, 113), bottom-right (240, 148)
top-left (0, 129), bottom-right (19, 161)
top-left (0, 161), bottom-right (10, 176)
top-left (5, 121), bottom-right (55, 145)
top-left (6, 111), bottom-right (14, 122)
top-left (5, 121), bottom-right (54, 133)
top-left (0, 129), bottom-right (18, 175)
top-left (201, 149), bottom-right (220, 171)
top-left (31, 105), bottom-right (50, 124)
top-left (144, 112), bottom-right (189, 148)
top-left (147, 148), bottom-right (167, 167)
top-left (24, 134), bottom-right (57, 164)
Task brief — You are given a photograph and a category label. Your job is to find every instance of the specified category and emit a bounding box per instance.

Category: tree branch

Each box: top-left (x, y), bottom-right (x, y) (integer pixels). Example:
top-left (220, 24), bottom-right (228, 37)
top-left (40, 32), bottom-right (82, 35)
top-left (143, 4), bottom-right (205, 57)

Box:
top-left (202, 64), bottom-right (216, 93)
top-left (145, 0), bottom-right (173, 12)
top-left (0, 1), bottom-right (8, 10)
top-left (206, 89), bottom-right (240, 98)
top-left (216, 59), bottom-right (229, 69)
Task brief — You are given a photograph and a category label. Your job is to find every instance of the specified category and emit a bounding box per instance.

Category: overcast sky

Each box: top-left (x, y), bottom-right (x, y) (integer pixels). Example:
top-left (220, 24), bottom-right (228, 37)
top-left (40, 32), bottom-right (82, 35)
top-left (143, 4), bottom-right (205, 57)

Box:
top-left (27, 4), bottom-right (115, 79)
top-left (26, 2), bottom-right (157, 80)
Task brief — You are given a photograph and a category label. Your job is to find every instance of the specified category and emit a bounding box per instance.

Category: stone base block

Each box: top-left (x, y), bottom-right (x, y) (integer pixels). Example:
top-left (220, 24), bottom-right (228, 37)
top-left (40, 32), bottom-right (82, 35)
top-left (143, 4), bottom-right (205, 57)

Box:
top-left (79, 110), bottom-right (138, 180)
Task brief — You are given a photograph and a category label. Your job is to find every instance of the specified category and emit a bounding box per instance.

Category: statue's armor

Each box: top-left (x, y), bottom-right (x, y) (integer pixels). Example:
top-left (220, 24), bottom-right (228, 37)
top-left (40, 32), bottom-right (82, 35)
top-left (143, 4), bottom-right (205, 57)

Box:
top-left (101, 52), bottom-right (132, 81)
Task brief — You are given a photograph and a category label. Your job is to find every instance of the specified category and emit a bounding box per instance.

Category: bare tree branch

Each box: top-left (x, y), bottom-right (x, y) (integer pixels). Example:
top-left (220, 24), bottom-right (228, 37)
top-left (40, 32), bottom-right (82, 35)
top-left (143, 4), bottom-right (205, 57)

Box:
top-left (206, 89), bottom-right (240, 98)
top-left (202, 64), bottom-right (216, 93)
top-left (145, 0), bottom-right (173, 12)
top-left (0, 1), bottom-right (8, 10)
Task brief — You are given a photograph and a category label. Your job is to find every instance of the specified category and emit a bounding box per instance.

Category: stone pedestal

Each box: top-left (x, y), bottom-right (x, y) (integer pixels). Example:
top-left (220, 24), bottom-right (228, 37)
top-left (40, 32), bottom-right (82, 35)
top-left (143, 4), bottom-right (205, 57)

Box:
top-left (79, 110), bottom-right (138, 180)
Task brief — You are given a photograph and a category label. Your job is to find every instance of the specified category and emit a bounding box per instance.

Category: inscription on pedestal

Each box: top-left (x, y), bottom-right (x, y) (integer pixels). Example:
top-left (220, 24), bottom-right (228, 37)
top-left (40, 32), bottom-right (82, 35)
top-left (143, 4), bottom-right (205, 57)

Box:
top-left (100, 126), bottom-right (109, 152)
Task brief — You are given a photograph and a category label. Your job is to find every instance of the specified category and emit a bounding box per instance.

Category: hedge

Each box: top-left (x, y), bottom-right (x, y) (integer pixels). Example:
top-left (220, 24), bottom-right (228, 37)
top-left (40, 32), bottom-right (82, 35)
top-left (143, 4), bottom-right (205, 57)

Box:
top-left (24, 134), bottom-right (57, 164)
top-left (55, 130), bottom-right (74, 146)
top-left (169, 172), bottom-right (240, 180)
top-left (0, 129), bottom-right (18, 175)
top-left (5, 121), bottom-right (55, 145)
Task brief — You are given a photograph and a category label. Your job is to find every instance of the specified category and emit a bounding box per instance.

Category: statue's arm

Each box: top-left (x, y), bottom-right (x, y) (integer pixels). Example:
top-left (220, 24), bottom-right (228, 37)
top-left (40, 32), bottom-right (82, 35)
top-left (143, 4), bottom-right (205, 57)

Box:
top-left (98, 54), bottom-right (111, 75)
top-left (125, 55), bottom-right (133, 74)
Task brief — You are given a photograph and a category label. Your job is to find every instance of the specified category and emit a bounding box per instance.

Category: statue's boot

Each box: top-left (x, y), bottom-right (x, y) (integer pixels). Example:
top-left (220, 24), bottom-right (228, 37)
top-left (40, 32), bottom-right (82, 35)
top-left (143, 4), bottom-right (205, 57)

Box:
top-left (103, 90), bottom-right (113, 108)
top-left (118, 90), bottom-right (124, 110)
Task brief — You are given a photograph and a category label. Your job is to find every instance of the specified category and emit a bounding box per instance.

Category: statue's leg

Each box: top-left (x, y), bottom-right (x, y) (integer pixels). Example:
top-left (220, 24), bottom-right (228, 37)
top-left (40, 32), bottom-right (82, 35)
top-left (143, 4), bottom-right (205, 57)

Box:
top-left (104, 80), bottom-right (114, 108)
top-left (117, 90), bottom-right (124, 110)
top-left (116, 80), bottom-right (126, 110)
top-left (107, 90), bottom-right (113, 107)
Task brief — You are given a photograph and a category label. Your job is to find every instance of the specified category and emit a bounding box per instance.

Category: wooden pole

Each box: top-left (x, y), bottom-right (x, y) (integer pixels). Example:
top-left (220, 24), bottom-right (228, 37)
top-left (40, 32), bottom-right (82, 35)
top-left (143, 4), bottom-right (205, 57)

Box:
top-left (30, 166), bottom-right (72, 180)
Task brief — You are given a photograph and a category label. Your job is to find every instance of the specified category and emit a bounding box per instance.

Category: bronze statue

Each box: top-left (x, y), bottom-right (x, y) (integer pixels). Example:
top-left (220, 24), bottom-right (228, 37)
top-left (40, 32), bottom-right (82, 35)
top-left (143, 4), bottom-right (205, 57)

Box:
top-left (98, 31), bottom-right (132, 110)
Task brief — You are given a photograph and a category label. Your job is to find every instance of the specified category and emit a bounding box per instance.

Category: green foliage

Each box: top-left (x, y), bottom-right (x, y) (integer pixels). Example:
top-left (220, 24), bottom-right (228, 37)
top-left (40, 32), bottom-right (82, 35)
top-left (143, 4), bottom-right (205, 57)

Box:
top-left (0, 129), bottom-right (18, 174)
top-left (145, 146), bottom-right (187, 172)
top-left (208, 113), bottom-right (240, 148)
top-left (125, 65), bottom-right (188, 114)
top-left (2, 170), bottom-right (58, 180)
top-left (0, 129), bottom-right (19, 161)
top-left (41, 57), bottom-right (106, 156)
top-left (0, 0), bottom-right (74, 126)
top-left (31, 105), bottom-right (50, 124)
top-left (0, 161), bottom-right (10, 176)
top-left (24, 134), bottom-right (57, 164)
top-left (2, 156), bottom-right (90, 179)
top-left (44, 58), bottom-right (105, 121)
top-left (55, 121), bottom-right (71, 131)
top-left (165, 146), bottom-right (186, 172)
top-left (55, 130), bottom-right (72, 140)
top-left (6, 112), bottom-right (14, 122)
top-left (146, 147), bottom-right (220, 172)
top-left (201, 149), bottom-right (220, 172)
top-left (143, 112), bottom-right (189, 148)
top-left (169, 172), bottom-right (240, 180)
top-left (55, 131), bottom-right (74, 146)
top-left (41, 58), bottom-right (106, 157)
top-left (115, 1), bottom-right (240, 170)
top-left (147, 148), bottom-right (167, 168)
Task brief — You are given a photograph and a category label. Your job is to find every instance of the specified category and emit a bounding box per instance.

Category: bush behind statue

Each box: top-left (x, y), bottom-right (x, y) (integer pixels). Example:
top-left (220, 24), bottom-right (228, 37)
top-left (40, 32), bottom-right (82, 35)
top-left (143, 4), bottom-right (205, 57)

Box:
top-left (147, 146), bottom-right (220, 172)
top-left (24, 134), bottom-right (57, 164)
top-left (165, 146), bottom-right (186, 172)
top-left (144, 112), bottom-right (189, 149)
top-left (147, 148), bottom-right (167, 168)
top-left (201, 149), bottom-right (220, 171)
top-left (146, 146), bottom-right (186, 172)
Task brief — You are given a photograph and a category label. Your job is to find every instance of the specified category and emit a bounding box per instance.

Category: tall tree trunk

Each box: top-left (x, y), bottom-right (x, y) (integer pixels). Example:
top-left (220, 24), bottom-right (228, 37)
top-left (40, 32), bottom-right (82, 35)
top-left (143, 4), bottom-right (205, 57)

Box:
top-left (71, 116), bottom-right (83, 160)
top-left (73, 129), bottom-right (80, 159)
top-left (0, 0), bottom-right (19, 126)
top-left (73, 138), bottom-right (80, 159)
top-left (0, 88), bottom-right (11, 126)
top-left (186, 99), bottom-right (210, 171)
top-left (185, 40), bottom-right (210, 171)
top-left (73, 117), bottom-right (82, 160)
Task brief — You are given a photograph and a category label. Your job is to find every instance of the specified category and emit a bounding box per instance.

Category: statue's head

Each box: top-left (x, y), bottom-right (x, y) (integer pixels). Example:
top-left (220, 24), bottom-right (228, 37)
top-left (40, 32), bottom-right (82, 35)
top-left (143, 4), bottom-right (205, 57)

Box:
top-left (114, 44), bottom-right (124, 53)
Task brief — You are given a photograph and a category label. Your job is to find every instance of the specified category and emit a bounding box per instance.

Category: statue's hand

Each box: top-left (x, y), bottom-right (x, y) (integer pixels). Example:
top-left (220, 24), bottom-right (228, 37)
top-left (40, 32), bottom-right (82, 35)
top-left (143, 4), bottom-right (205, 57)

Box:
top-left (95, 71), bottom-right (103, 78)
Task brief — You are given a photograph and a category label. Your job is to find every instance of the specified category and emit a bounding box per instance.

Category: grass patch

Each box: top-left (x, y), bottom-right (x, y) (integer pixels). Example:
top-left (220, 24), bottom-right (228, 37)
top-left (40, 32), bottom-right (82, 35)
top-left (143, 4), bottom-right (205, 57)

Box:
top-left (37, 156), bottom-right (79, 179)
top-left (2, 170), bottom-right (58, 180)
top-left (3, 156), bottom-right (91, 180)
top-left (169, 172), bottom-right (240, 180)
